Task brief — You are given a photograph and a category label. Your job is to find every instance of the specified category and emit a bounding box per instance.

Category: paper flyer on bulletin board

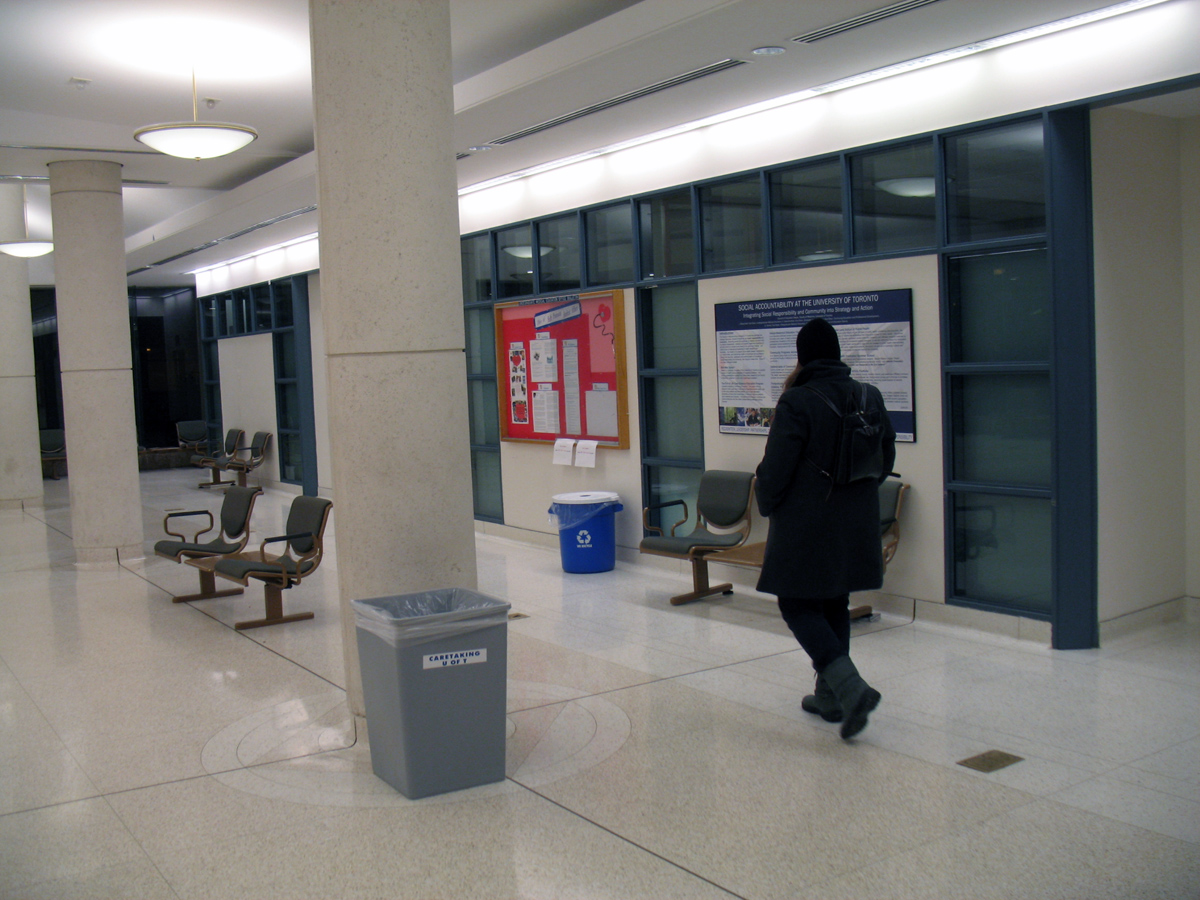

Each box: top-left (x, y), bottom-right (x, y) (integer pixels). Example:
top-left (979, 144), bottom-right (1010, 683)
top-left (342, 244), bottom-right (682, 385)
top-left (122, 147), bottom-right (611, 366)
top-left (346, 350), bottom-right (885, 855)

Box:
top-left (495, 289), bottom-right (629, 448)
top-left (714, 289), bottom-right (915, 441)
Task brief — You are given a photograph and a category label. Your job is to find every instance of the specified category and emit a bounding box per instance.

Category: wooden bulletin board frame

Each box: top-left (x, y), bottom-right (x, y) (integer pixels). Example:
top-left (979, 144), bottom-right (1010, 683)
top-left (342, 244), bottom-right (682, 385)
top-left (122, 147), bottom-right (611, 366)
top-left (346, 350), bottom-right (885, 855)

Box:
top-left (495, 289), bottom-right (630, 448)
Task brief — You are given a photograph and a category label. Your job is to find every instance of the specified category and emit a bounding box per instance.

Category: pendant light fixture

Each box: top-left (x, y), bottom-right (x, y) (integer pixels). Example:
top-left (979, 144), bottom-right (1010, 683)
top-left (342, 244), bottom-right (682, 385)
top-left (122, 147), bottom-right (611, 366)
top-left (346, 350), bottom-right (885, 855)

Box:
top-left (0, 186), bottom-right (53, 258)
top-left (134, 69), bottom-right (258, 160)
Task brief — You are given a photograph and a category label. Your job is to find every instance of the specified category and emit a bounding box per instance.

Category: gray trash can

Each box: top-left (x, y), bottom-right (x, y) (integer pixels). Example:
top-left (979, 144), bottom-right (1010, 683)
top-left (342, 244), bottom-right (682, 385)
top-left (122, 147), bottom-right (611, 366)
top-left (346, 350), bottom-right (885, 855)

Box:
top-left (351, 588), bottom-right (511, 799)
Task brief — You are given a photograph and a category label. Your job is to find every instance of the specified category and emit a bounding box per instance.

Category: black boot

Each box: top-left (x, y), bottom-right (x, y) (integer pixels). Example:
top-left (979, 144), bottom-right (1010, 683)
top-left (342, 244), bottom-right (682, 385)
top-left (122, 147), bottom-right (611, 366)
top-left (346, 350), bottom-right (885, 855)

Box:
top-left (801, 673), bottom-right (843, 722)
top-left (822, 656), bottom-right (880, 740)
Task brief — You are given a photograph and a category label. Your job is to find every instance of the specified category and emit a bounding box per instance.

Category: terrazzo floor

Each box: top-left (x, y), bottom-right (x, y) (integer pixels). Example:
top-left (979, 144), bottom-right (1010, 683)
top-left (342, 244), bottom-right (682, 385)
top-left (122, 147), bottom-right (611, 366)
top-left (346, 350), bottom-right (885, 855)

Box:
top-left (1, 468), bottom-right (1197, 898)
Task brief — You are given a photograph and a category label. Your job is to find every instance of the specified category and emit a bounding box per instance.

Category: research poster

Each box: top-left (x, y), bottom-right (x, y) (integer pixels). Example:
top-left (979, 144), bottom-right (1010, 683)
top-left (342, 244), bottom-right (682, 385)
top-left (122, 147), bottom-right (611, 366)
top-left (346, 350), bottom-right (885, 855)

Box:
top-left (714, 289), bottom-right (915, 441)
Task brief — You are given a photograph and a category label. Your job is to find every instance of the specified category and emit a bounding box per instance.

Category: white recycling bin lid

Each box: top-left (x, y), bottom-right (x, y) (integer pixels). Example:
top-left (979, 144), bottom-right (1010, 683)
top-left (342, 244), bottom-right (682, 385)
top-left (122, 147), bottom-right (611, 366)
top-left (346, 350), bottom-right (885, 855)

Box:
top-left (551, 491), bottom-right (620, 504)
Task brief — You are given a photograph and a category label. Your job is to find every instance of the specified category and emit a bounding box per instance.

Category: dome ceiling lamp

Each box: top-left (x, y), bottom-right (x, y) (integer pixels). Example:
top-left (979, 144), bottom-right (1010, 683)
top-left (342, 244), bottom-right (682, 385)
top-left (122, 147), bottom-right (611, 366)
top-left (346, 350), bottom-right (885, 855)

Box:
top-left (0, 186), bottom-right (53, 258)
top-left (134, 69), bottom-right (257, 160)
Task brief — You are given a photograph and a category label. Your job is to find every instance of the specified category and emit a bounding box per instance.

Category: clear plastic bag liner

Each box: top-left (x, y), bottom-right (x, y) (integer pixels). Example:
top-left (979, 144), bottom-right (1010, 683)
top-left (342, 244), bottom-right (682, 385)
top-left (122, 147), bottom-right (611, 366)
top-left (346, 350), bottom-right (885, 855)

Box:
top-left (351, 588), bottom-right (511, 648)
top-left (548, 500), bottom-right (623, 531)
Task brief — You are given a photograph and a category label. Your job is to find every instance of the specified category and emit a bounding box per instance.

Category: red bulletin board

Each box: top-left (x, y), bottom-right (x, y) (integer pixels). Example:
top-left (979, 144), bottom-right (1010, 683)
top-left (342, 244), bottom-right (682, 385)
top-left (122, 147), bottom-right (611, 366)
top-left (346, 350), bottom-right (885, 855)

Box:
top-left (495, 289), bottom-right (630, 448)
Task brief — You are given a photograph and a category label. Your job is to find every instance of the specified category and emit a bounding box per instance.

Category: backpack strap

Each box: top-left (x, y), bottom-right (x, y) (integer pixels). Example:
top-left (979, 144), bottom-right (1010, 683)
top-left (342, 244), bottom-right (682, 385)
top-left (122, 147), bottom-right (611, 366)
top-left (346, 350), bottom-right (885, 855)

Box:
top-left (800, 384), bottom-right (843, 483)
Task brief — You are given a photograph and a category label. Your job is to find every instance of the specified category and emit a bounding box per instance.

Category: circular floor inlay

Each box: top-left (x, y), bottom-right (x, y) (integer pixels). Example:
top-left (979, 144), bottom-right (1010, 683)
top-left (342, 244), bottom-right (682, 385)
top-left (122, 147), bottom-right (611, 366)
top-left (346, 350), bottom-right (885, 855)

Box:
top-left (202, 681), bottom-right (631, 806)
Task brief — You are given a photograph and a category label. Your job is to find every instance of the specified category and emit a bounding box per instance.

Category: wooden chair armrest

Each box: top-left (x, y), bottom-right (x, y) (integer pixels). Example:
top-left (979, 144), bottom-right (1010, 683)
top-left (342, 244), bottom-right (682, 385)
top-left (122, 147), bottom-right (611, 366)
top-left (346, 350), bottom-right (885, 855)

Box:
top-left (643, 498), bottom-right (688, 537)
top-left (247, 532), bottom-right (317, 587)
top-left (163, 509), bottom-right (214, 542)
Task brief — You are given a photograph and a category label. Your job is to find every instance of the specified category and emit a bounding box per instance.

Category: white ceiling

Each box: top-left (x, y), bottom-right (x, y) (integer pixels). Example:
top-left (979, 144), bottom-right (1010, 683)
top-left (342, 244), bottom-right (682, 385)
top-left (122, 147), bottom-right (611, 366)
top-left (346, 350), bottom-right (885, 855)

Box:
top-left (0, 0), bottom-right (1195, 287)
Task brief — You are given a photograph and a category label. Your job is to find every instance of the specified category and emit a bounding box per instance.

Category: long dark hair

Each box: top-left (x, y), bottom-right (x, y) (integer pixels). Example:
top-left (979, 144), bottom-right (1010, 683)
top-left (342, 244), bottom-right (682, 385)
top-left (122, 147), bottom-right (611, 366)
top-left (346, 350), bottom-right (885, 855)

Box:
top-left (781, 362), bottom-right (803, 393)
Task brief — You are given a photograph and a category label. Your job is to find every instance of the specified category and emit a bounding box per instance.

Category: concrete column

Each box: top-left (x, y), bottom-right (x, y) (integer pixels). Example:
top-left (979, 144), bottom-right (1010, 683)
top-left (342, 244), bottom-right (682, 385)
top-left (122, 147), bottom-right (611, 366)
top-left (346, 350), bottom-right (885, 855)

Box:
top-left (47, 160), bottom-right (143, 565)
top-left (0, 184), bottom-right (44, 510)
top-left (310, 0), bottom-right (477, 714)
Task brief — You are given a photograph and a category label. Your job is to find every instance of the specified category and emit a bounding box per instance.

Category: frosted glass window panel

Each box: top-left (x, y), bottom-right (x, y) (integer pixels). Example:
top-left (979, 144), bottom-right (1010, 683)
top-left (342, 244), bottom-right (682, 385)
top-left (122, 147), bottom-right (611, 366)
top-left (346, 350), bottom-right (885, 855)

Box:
top-left (770, 159), bottom-right (844, 264)
top-left (471, 448), bottom-right (503, 520)
top-left (642, 283), bottom-right (699, 370)
top-left (700, 175), bottom-right (763, 272)
top-left (252, 283), bottom-right (273, 330)
top-left (461, 234), bottom-right (493, 304)
top-left (537, 214), bottom-right (581, 292)
top-left (947, 119), bottom-right (1045, 244)
top-left (638, 189), bottom-right (695, 279)
top-left (273, 280), bottom-right (294, 328)
top-left (274, 331), bottom-right (297, 380)
top-left (279, 433), bottom-right (302, 483)
top-left (643, 376), bottom-right (702, 460)
top-left (948, 249), bottom-right (1051, 363)
top-left (468, 379), bottom-right (500, 446)
top-left (851, 141), bottom-right (936, 254)
top-left (464, 308), bottom-right (495, 377)
top-left (586, 203), bottom-right (635, 285)
top-left (200, 298), bottom-right (217, 338)
top-left (953, 492), bottom-right (1051, 616)
top-left (645, 465), bottom-right (703, 534)
top-left (496, 224), bottom-right (535, 297)
top-left (278, 383), bottom-right (300, 430)
top-left (951, 373), bottom-right (1051, 487)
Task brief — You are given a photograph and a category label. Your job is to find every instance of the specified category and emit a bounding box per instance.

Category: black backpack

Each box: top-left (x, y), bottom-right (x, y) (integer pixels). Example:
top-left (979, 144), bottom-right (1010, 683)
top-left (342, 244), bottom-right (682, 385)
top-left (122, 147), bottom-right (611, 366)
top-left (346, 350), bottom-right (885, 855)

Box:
top-left (803, 383), bottom-right (886, 485)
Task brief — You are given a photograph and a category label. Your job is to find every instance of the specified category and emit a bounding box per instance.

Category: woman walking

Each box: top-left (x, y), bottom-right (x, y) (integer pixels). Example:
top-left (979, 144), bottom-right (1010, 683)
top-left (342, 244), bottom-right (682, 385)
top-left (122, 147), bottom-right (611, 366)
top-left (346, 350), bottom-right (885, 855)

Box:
top-left (755, 318), bottom-right (896, 739)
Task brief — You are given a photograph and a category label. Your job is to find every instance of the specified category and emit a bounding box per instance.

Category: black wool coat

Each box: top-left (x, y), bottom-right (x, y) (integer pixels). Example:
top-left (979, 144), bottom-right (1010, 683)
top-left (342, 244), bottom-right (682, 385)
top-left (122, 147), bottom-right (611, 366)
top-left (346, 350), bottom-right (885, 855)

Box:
top-left (755, 359), bottom-right (897, 599)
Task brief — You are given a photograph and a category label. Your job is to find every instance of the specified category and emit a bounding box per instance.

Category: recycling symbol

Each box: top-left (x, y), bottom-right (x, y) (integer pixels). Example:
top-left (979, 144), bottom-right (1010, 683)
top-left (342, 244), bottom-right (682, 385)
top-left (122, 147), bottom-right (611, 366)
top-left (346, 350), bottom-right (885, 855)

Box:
top-left (576, 529), bottom-right (592, 546)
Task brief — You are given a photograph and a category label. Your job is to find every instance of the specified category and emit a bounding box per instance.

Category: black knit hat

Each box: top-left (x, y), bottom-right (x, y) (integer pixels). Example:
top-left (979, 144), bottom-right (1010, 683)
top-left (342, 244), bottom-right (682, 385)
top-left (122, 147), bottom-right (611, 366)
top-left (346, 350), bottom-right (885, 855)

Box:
top-left (796, 317), bottom-right (841, 365)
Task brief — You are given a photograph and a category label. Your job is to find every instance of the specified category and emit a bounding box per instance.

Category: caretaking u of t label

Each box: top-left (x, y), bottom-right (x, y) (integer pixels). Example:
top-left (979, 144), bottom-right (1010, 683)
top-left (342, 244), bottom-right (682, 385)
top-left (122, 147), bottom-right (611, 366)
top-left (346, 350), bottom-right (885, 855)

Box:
top-left (422, 649), bottom-right (487, 669)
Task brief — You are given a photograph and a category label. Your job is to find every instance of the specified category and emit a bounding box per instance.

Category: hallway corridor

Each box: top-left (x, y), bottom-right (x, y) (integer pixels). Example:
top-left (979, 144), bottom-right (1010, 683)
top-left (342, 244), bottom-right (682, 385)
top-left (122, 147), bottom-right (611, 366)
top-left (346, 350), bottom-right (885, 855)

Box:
top-left (2, 469), bottom-right (1197, 898)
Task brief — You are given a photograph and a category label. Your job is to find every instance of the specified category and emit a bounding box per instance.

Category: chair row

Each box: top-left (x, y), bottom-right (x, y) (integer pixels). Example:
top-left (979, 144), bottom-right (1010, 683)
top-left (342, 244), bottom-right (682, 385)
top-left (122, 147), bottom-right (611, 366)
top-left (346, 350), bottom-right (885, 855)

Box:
top-left (153, 486), bottom-right (333, 630)
top-left (176, 422), bottom-right (271, 489)
top-left (638, 469), bottom-right (909, 613)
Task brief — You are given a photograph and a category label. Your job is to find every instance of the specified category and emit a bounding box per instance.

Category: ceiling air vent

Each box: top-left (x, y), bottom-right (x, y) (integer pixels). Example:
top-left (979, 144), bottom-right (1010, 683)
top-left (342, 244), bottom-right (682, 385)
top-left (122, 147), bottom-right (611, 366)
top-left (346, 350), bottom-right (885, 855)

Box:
top-left (488, 58), bottom-right (746, 146)
top-left (792, 0), bottom-right (943, 43)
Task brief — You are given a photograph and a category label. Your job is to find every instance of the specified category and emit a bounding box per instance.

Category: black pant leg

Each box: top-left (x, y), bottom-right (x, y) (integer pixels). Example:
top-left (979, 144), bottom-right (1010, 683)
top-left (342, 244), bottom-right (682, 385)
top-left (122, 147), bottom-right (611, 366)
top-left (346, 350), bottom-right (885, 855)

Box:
top-left (778, 595), bottom-right (848, 672)
top-left (822, 593), bottom-right (851, 658)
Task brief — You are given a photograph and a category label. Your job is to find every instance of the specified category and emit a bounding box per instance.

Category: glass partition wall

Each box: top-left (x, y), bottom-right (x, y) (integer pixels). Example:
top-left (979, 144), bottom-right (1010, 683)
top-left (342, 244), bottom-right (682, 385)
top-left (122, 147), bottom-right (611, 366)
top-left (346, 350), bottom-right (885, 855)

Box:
top-left (461, 108), bottom-right (1097, 645)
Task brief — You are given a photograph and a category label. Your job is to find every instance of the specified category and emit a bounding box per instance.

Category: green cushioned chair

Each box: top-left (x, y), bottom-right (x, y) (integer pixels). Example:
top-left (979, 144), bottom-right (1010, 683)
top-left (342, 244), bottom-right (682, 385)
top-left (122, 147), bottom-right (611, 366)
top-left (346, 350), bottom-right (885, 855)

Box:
top-left (40, 428), bottom-right (67, 480)
top-left (205, 495), bottom-right (333, 630)
top-left (638, 470), bottom-right (756, 606)
top-left (175, 420), bottom-right (209, 459)
top-left (154, 485), bottom-right (263, 603)
top-left (224, 431), bottom-right (271, 487)
top-left (196, 427), bottom-right (244, 488)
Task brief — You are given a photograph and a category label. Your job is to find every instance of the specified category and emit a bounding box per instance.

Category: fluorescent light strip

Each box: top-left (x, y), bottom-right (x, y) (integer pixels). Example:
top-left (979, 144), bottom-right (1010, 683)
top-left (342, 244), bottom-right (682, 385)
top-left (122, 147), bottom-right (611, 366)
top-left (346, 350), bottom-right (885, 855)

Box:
top-left (458, 0), bottom-right (1170, 196)
top-left (188, 232), bottom-right (318, 275)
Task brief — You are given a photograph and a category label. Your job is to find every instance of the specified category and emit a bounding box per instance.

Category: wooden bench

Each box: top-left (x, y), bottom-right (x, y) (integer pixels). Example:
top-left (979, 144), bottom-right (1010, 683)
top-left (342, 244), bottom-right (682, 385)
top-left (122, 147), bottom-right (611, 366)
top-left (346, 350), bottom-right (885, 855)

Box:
top-left (674, 481), bottom-right (909, 620)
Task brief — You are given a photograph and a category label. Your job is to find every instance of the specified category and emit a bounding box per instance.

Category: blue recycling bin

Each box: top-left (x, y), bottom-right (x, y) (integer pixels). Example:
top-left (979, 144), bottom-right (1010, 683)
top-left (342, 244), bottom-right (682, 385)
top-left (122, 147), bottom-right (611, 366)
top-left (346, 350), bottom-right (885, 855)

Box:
top-left (548, 491), bottom-right (623, 573)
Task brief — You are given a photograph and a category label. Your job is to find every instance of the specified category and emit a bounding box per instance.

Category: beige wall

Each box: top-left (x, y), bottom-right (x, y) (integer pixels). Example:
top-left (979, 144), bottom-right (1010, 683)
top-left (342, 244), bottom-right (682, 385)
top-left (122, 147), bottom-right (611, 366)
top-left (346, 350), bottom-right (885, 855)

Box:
top-left (307, 273), bottom-right (334, 495)
top-left (491, 259), bottom-right (947, 607)
top-left (496, 290), bottom-right (646, 551)
top-left (217, 333), bottom-right (280, 485)
top-left (1092, 108), bottom-right (1191, 622)
top-left (696, 257), bottom-right (945, 605)
top-left (1184, 117), bottom-right (1200, 600)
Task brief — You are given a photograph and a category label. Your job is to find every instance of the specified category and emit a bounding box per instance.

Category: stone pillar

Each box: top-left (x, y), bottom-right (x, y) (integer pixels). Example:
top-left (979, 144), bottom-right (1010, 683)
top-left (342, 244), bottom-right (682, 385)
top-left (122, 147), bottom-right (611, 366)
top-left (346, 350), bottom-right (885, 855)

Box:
top-left (47, 161), bottom-right (143, 565)
top-left (0, 185), bottom-right (44, 510)
top-left (310, 0), bottom-right (477, 714)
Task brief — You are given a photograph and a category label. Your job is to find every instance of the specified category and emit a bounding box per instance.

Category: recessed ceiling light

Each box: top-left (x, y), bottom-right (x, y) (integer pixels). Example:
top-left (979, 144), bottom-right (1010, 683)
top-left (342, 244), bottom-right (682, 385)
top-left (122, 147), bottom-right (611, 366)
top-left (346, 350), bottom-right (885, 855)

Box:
top-left (467, 145), bottom-right (492, 152)
top-left (752, 46), bottom-right (786, 56)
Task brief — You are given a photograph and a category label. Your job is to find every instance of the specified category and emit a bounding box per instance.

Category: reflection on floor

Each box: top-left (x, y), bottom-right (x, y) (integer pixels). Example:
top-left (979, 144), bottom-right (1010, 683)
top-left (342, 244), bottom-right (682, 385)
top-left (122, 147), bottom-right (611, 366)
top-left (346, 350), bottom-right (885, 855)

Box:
top-left (2, 469), bottom-right (1198, 899)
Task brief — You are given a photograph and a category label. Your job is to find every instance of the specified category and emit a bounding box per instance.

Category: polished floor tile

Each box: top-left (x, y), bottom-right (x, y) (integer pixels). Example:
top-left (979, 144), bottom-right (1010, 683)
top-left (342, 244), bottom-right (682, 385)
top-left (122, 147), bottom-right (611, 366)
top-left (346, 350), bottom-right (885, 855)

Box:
top-left (1, 467), bottom-right (1198, 898)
